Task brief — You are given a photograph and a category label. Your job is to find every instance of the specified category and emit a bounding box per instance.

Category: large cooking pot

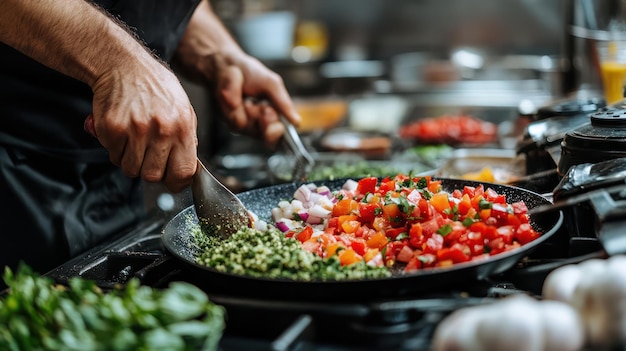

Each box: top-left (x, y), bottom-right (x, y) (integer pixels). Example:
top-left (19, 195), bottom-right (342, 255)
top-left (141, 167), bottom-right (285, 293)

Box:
top-left (162, 178), bottom-right (563, 301)
top-left (559, 107), bottom-right (626, 176)
top-left (516, 97), bottom-right (604, 176)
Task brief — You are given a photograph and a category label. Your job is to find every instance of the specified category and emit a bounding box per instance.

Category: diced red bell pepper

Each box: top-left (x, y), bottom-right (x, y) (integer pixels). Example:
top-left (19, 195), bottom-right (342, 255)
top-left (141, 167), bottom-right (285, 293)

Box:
top-left (356, 177), bottom-right (378, 195)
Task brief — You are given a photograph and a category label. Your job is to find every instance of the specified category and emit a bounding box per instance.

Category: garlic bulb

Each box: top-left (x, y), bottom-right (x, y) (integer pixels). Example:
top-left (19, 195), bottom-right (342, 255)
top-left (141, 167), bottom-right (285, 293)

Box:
top-left (543, 255), bottom-right (626, 346)
top-left (431, 294), bottom-right (584, 351)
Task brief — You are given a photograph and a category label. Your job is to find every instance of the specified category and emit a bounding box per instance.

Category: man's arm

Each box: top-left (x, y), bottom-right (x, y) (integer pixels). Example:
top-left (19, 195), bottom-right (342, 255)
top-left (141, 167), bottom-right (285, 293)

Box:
top-left (0, 0), bottom-right (199, 192)
top-left (174, 0), bottom-right (301, 148)
top-left (0, 0), bottom-right (152, 86)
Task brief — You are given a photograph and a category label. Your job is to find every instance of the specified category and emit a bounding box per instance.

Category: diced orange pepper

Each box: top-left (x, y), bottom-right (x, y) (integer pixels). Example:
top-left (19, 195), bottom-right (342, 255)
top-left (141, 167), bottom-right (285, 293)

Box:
top-left (382, 203), bottom-right (404, 227)
top-left (427, 179), bottom-right (442, 193)
top-left (325, 242), bottom-right (345, 257)
top-left (363, 248), bottom-right (379, 262)
top-left (466, 207), bottom-right (477, 220)
top-left (339, 248), bottom-right (362, 266)
top-left (337, 214), bottom-right (358, 229)
top-left (366, 231), bottom-right (389, 250)
top-left (479, 209), bottom-right (491, 221)
top-left (372, 216), bottom-right (390, 231)
top-left (332, 198), bottom-right (359, 217)
top-left (471, 194), bottom-right (484, 211)
top-left (457, 194), bottom-right (472, 215)
top-left (429, 192), bottom-right (451, 213)
top-left (341, 220), bottom-right (361, 234)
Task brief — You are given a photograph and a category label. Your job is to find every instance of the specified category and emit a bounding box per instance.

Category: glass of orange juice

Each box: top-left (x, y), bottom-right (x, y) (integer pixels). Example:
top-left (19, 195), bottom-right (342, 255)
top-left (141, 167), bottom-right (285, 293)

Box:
top-left (598, 40), bottom-right (626, 104)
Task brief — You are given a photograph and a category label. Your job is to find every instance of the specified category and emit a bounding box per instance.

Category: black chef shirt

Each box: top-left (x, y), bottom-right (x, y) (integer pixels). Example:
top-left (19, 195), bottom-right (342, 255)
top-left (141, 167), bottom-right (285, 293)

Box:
top-left (0, 0), bottom-right (201, 276)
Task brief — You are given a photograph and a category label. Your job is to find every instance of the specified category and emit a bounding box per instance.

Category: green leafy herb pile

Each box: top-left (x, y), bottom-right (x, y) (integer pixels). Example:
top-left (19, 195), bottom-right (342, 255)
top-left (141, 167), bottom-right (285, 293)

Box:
top-left (192, 226), bottom-right (391, 281)
top-left (307, 161), bottom-right (405, 181)
top-left (0, 265), bottom-right (225, 351)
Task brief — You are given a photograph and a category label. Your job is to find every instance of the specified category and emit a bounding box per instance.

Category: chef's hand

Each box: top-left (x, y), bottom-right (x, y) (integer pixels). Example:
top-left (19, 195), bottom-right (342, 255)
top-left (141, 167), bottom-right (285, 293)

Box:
top-left (213, 54), bottom-right (299, 148)
top-left (86, 58), bottom-right (199, 194)
top-left (173, 0), bottom-right (300, 148)
top-left (1, 0), bottom-right (199, 193)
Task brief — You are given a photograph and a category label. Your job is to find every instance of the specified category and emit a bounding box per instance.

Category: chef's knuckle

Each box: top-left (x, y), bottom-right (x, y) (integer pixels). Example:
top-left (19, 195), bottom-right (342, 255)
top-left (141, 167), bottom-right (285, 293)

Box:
top-left (268, 72), bottom-right (283, 87)
top-left (142, 168), bottom-right (164, 183)
top-left (131, 118), bottom-right (151, 136)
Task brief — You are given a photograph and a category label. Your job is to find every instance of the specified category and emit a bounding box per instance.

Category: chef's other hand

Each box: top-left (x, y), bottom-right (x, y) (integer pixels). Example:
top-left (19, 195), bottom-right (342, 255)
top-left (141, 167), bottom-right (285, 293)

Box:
top-left (89, 58), bottom-right (198, 194)
top-left (173, 0), bottom-right (301, 149)
top-left (213, 55), bottom-right (299, 148)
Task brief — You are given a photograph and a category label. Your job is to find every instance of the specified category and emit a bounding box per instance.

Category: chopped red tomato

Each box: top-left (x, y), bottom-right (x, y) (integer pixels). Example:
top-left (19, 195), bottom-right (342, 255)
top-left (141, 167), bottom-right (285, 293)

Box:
top-left (295, 226), bottom-right (313, 243)
top-left (356, 177), bottom-right (378, 195)
top-left (358, 203), bottom-right (378, 223)
top-left (280, 174), bottom-right (544, 271)
top-left (398, 114), bottom-right (498, 145)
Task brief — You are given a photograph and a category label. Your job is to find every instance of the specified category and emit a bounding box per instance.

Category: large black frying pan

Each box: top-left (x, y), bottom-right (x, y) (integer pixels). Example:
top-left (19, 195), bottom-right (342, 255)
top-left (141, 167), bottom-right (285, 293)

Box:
top-left (162, 178), bottom-right (563, 301)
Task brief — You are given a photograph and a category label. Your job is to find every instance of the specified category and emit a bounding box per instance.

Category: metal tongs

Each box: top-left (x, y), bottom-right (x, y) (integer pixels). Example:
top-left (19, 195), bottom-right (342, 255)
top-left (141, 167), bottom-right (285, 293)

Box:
top-left (280, 115), bottom-right (315, 182)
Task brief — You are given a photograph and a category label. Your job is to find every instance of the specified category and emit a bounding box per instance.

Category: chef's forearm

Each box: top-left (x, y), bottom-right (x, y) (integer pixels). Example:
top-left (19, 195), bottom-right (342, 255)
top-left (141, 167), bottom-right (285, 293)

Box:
top-left (174, 0), bottom-right (245, 82)
top-left (0, 0), bottom-right (157, 87)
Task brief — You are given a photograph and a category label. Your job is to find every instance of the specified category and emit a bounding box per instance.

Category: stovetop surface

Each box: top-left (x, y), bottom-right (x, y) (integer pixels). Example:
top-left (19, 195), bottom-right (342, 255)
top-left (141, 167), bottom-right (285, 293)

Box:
top-left (44, 210), bottom-right (604, 351)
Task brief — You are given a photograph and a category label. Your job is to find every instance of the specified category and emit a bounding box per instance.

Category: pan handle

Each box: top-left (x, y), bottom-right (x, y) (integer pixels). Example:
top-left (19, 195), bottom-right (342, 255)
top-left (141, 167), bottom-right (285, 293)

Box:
top-left (528, 183), bottom-right (626, 217)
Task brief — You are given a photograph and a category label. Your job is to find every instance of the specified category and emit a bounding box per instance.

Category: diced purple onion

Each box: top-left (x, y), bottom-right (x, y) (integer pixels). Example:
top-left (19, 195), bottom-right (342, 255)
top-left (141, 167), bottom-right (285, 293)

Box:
top-left (306, 215), bottom-right (322, 225)
top-left (294, 184), bottom-right (312, 203)
top-left (275, 221), bottom-right (290, 232)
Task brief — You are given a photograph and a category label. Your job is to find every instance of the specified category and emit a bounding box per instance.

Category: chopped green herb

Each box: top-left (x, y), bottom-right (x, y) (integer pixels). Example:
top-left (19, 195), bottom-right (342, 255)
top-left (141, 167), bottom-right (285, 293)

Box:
top-left (478, 198), bottom-right (493, 210)
top-left (462, 217), bottom-right (475, 227)
top-left (421, 189), bottom-right (432, 200)
top-left (437, 224), bottom-right (453, 236)
top-left (416, 177), bottom-right (428, 189)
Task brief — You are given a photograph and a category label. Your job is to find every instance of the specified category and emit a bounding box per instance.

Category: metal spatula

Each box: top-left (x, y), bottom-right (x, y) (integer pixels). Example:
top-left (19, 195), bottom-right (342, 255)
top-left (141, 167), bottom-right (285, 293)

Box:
top-left (191, 158), bottom-right (251, 239)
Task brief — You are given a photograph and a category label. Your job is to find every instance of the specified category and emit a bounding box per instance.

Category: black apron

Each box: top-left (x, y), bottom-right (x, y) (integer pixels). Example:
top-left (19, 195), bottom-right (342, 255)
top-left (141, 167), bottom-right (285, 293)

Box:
top-left (0, 0), bottom-right (201, 277)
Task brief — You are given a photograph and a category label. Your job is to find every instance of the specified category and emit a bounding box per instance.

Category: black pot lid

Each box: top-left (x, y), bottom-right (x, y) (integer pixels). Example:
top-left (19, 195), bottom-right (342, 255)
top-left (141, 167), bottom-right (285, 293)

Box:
top-left (517, 97), bottom-right (604, 154)
top-left (517, 114), bottom-right (590, 154)
top-left (564, 108), bottom-right (626, 151)
top-left (536, 97), bottom-right (606, 120)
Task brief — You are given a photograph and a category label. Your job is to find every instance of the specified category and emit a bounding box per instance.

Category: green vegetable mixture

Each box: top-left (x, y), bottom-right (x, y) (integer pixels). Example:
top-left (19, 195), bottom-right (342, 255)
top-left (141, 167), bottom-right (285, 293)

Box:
top-left (191, 225), bottom-right (391, 281)
top-left (0, 265), bottom-right (225, 351)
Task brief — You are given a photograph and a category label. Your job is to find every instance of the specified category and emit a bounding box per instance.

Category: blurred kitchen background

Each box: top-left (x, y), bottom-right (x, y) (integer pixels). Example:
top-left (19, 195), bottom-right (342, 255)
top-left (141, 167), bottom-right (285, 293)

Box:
top-left (150, 0), bottom-right (626, 211)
